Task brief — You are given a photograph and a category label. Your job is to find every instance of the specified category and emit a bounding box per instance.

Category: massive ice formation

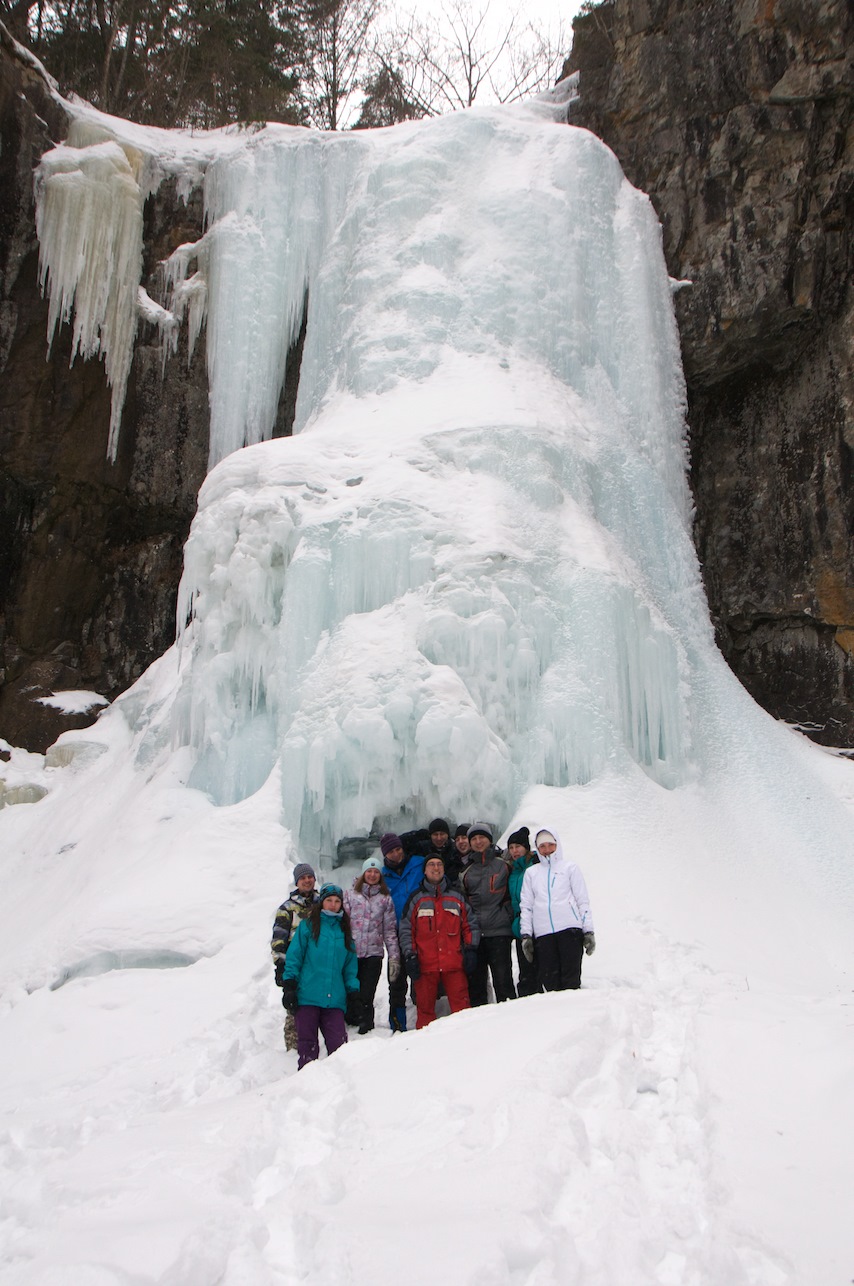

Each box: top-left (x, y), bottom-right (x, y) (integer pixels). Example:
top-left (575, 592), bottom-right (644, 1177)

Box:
top-left (35, 89), bottom-right (737, 862)
top-left (137, 100), bottom-right (703, 861)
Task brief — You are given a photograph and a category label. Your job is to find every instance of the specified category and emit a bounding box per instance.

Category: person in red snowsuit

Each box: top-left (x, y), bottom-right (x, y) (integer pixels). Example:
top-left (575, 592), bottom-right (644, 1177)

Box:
top-left (398, 854), bottom-right (480, 1029)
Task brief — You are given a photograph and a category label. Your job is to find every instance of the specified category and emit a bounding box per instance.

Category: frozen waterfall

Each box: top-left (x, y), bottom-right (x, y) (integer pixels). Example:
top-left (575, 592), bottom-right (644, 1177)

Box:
top-left (35, 90), bottom-right (849, 871)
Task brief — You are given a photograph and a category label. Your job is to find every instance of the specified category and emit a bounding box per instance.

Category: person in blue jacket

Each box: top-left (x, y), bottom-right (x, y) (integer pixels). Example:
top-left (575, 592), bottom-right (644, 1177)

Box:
top-left (281, 883), bottom-right (360, 1069)
top-left (380, 832), bottom-right (425, 1032)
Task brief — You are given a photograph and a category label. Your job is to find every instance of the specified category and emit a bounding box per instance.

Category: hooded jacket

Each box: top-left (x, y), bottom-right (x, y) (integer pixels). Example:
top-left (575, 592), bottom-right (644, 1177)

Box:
top-left (382, 852), bottom-right (426, 920)
top-left (519, 829), bottom-right (593, 939)
top-left (398, 876), bottom-right (480, 974)
top-left (508, 852), bottom-right (539, 939)
top-left (283, 912), bottom-right (359, 1009)
top-left (343, 881), bottom-right (401, 961)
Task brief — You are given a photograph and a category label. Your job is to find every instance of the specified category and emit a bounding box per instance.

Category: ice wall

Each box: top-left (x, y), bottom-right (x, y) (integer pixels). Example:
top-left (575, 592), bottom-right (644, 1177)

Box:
top-left (98, 98), bottom-right (705, 862)
top-left (34, 87), bottom-right (722, 860)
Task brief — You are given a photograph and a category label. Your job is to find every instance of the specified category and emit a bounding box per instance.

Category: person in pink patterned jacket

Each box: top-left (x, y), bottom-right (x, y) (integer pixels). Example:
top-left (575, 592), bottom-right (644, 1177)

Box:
top-left (343, 856), bottom-right (402, 1034)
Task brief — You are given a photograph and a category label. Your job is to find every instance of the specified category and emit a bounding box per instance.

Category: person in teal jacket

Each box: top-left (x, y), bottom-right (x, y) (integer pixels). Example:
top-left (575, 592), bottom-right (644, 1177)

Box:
top-left (282, 883), bottom-right (360, 1069)
top-left (506, 827), bottom-right (543, 998)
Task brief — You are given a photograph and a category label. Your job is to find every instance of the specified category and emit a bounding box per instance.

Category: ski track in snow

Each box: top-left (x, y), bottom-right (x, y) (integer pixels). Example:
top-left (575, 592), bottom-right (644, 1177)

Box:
top-left (0, 916), bottom-right (795, 1286)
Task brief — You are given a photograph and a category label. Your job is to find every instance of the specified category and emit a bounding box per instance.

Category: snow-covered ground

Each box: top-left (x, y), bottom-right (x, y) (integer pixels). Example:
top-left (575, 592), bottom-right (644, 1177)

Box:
top-left (1, 740), bottom-right (852, 1284)
top-left (2, 64), bottom-right (853, 1285)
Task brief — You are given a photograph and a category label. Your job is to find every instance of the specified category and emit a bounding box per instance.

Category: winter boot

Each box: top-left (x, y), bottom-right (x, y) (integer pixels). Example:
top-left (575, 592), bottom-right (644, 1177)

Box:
top-left (389, 1005), bottom-right (407, 1033)
top-left (358, 1002), bottom-right (375, 1036)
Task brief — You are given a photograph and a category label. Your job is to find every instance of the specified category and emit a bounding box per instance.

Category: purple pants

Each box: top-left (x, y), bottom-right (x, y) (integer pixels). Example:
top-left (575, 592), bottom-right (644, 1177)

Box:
top-left (294, 1005), bottom-right (347, 1069)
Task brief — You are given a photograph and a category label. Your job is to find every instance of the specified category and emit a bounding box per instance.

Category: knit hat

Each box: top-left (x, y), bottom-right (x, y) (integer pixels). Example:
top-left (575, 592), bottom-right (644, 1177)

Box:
top-left (468, 821), bottom-right (493, 842)
top-left (318, 882), bottom-right (344, 902)
top-left (454, 824), bottom-right (470, 839)
top-left (361, 855), bottom-right (383, 874)
top-left (428, 817), bottom-right (450, 835)
top-left (380, 832), bottom-right (403, 857)
top-left (293, 862), bottom-right (316, 883)
top-left (507, 826), bottom-right (530, 850)
top-left (535, 829), bottom-right (557, 847)
top-left (424, 850), bottom-right (446, 865)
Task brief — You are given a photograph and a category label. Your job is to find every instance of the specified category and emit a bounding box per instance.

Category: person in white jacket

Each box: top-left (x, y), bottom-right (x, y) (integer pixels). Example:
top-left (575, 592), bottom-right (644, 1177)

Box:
top-left (519, 827), bottom-right (596, 991)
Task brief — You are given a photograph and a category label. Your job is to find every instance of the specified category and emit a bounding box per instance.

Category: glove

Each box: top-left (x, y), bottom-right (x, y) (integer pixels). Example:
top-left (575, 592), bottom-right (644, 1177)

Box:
top-left (345, 992), bottom-right (362, 1026)
top-left (388, 959), bottom-right (401, 982)
top-left (521, 936), bottom-right (534, 964)
top-left (274, 959), bottom-right (285, 987)
top-left (583, 932), bottom-right (596, 956)
top-left (405, 953), bottom-right (421, 981)
top-left (463, 945), bottom-right (478, 976)
top-left (281, 978), bottom-right (298, 1015)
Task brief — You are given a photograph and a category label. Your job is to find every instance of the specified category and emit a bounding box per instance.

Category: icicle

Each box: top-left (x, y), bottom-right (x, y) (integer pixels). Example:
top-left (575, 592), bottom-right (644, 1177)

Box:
top-left (35, 140), bottom-right (144, 461)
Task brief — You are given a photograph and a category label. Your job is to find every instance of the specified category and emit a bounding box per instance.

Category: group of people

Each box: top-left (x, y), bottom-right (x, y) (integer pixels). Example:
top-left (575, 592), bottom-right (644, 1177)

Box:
top-left (271, 818), bottom-right (595, 1069)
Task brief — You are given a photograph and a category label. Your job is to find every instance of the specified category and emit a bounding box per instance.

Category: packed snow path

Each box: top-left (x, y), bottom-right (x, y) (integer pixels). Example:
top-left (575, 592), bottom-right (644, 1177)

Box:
top-left (1, 900), bottom-right (847, 1285)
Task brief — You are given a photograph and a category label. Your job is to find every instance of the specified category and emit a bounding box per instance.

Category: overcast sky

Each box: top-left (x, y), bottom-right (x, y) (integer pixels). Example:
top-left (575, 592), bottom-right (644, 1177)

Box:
top-left (371, 0), bottom-right (587, 114)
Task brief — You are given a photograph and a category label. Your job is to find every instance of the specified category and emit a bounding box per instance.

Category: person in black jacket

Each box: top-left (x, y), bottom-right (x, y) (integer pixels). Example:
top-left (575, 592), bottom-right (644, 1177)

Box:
top-left (459, 823), bottom-right (516, 1006)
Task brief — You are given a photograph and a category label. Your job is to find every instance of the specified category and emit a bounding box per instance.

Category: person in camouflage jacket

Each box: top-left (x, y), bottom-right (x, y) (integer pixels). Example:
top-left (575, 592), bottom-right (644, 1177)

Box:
top-left (271, 862), bottom-right (319, 1051)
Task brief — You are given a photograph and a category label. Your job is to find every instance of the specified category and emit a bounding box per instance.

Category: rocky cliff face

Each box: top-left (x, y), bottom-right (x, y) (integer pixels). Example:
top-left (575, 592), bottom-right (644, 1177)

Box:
top-left (2, 4), bottom-right (853, 752)
top-left (567, 0), bottom-right (854, 745)
top-left (0, 29), bottom-right (210, 751)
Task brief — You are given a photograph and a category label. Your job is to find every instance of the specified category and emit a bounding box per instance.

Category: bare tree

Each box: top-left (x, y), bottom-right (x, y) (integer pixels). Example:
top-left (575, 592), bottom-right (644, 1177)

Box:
top-left (367, 0), bottom-right (568, 123)
top-left (301, 0), bottom-right (381, 130)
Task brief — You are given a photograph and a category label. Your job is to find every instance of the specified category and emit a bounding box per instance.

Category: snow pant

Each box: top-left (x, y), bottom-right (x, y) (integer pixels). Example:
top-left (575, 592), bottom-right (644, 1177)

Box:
top-left (280, 987), bottom-right (298, 1050)
top-left (356, 955), bottom-right (383, 1030)
top-left (467, 936), bottom-right (516, 1007)
top-left (295, 1005), bottom-right (347, 1069)
top-left (389, 959), bottom-right (409, 1031)
top-left (389, 961), bottom-right (408, 1011)
top-left (414, 970), bottom-right (470, 1029)
top-left (536, 928), bottom-right (584, 991)
top-left (515, 938), bottom-right (543, 998)
top-left (283, 1011), bottom-right (298, 1051)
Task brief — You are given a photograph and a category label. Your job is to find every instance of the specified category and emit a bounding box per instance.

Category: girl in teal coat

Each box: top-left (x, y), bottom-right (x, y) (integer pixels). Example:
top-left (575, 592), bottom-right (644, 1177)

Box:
top-left (282, 883), bottom-right (360, 1069)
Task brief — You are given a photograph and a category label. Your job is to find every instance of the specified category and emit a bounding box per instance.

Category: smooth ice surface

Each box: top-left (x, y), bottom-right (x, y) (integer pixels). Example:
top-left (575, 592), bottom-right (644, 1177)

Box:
top-left (10, 78), bottom-right (854, 1286)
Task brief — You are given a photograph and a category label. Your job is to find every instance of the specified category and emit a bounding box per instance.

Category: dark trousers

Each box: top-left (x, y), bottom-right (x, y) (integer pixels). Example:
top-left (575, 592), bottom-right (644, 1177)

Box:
top-left (515, 938), bottom-right (543, 997)
top-left (414, 970), bottom-right (470, 1028)
top-left (468, 936), bottom-right (516, 1006)
top-left (536, 928), bottom-right (584, 991)
top-left (389, 961), bottom-right (408, 1011)
top-left (295, 1005), bottom-right (347, 1069)
top-left (357, 956), bottom-right (383, 1028)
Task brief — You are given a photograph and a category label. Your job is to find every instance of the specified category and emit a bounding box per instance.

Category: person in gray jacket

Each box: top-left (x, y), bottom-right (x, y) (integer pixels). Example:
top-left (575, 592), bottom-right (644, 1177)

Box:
top-left (459, 822), bottom-right (516, 1005)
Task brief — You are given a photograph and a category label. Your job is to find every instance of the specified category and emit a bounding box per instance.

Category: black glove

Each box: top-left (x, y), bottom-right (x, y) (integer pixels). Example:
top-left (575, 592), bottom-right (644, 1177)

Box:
top-left (274, 959), bottom-right (285, 987)
top-left (281, 978), bottom-right (298, 1014)
top-left (521, 936), bottom-right (534, 964)
top-left (405, 953), bottom-right (421, 981)
top-left (345, 992), bottom-right (362, 1026)
top-left (463, 945), bottom-right (478, 976)
top-left (583, 932), bottom-right (596, 956)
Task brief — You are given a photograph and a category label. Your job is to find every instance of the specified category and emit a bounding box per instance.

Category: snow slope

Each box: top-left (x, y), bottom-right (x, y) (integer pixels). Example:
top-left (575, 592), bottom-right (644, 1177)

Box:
top-left (2, 77), bottom-right (853, 1286)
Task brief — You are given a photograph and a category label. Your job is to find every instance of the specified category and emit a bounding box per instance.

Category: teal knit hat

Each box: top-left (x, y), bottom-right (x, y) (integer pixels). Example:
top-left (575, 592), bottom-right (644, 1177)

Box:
top-left (318, 883), bottom-right (344, 902)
